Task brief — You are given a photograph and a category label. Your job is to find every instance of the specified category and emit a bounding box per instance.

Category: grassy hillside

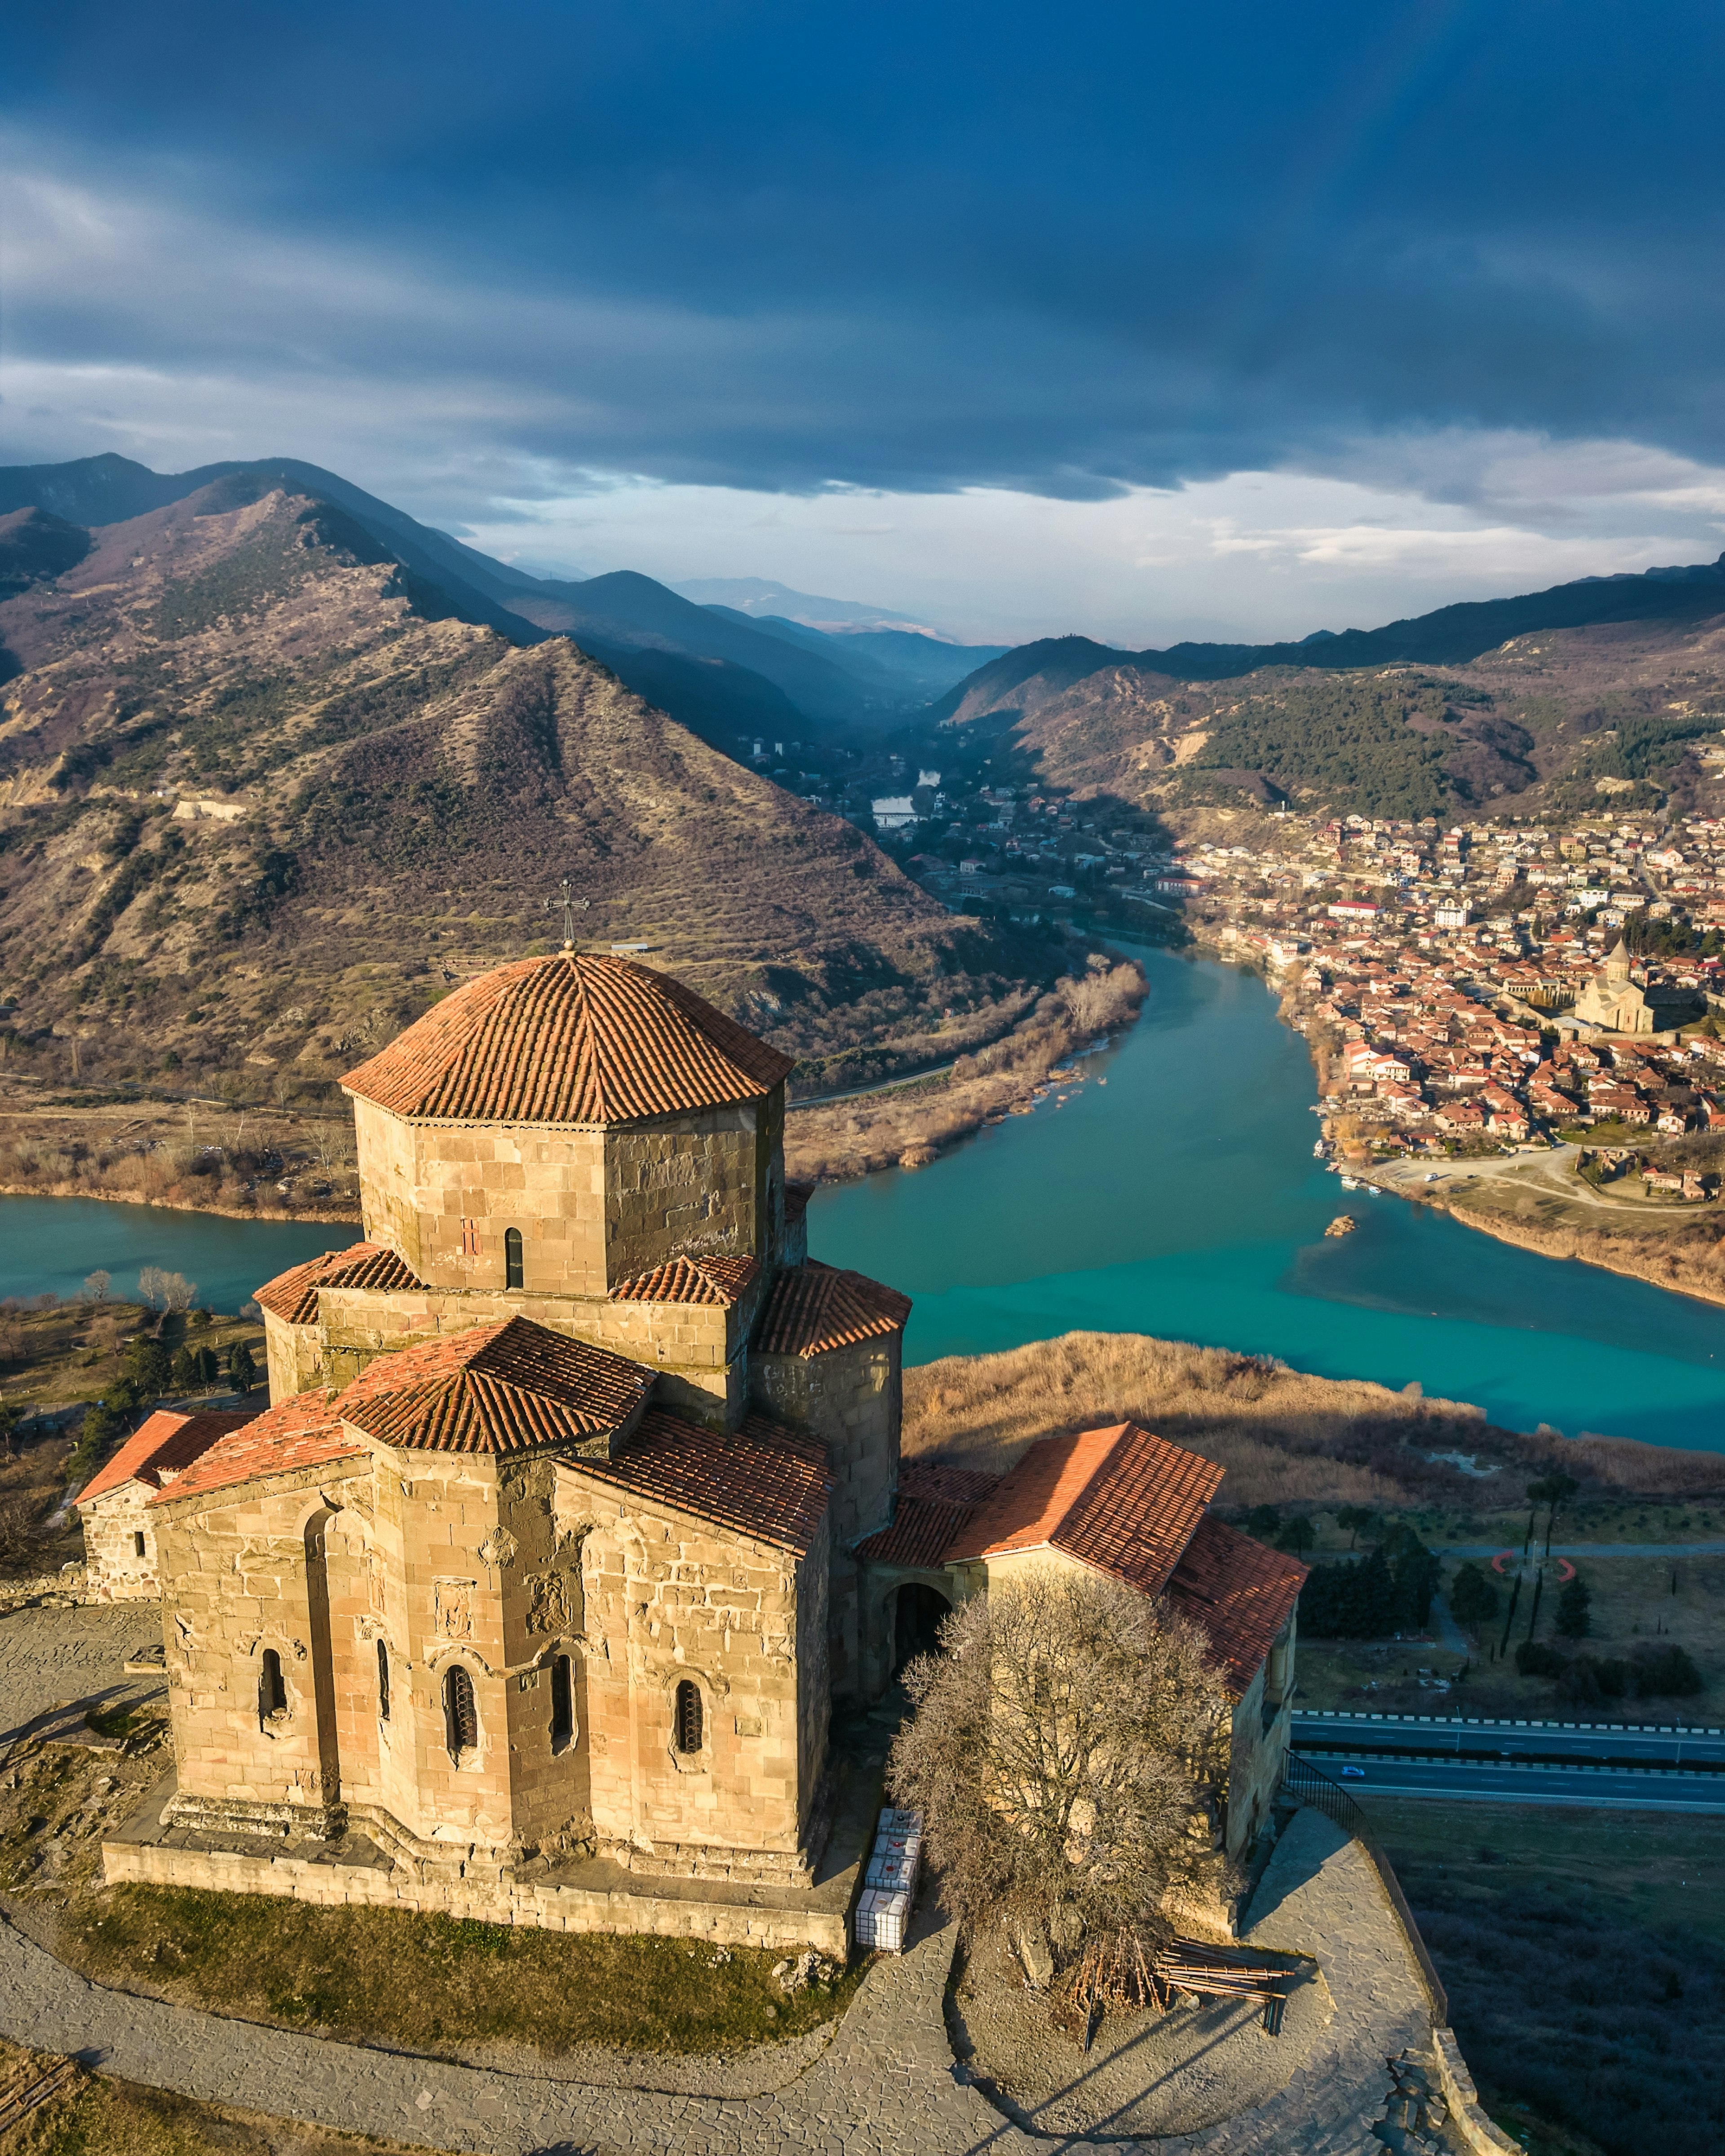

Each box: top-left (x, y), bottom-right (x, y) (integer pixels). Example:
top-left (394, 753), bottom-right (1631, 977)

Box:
top-left (0, 482), bottom-right (1062, 1109)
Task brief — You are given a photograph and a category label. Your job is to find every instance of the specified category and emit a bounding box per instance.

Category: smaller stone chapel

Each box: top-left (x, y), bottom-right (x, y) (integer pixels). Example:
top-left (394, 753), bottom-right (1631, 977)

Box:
top-left (108, 951), bottom-right (1304, 1946)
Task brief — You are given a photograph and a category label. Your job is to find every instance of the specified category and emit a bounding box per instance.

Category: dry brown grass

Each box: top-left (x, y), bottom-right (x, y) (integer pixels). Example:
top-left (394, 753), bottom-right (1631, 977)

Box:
top-left (902, 1329), bottom-right (1725, 1509)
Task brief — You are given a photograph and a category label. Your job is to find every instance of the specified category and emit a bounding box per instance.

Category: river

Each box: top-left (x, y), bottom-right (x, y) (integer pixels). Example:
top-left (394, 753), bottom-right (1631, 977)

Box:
top-left (5, 947), bottom-right (1725, 1450)
top-left (810, 946), bottom-right (1725, 1453)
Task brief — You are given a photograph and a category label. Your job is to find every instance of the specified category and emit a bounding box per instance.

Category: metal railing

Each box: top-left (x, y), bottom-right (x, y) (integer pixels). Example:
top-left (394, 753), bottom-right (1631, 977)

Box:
top-left (1282, 1751), bottom-right (1449, 2028)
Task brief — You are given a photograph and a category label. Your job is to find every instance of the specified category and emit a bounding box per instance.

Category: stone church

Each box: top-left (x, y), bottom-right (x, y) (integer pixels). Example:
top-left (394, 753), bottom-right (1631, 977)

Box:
top-left (115, 952), bottom-right (1302, 1943)
top-left (1570, 937), bottom-right (1658, 1034)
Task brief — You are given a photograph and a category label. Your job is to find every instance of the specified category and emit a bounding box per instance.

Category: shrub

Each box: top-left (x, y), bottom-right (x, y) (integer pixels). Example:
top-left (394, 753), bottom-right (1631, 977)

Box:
top-left (1516, 1640), bottom-right (1564, 1678)
top-left (124, 1337), bottom-right (172, 1397)
top-left (1450, 1562), bottom-right (1499, 1627)
top-left (1632, 1644), bottom-right (1703, 1698)
top-left (1555, 1573), bottom-right (1592, 1639)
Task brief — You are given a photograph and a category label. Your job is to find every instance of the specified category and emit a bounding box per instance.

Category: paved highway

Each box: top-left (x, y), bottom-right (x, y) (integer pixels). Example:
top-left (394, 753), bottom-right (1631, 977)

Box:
top-left (1293, 1712), bottom-right (1725, 1771)
top-left (1327, 1754), bottom-right (1725, 1813)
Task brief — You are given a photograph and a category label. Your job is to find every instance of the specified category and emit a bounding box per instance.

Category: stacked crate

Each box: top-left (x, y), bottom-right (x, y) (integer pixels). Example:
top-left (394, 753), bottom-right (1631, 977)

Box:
top-left (854, 1806), bottom-right (922, 1953)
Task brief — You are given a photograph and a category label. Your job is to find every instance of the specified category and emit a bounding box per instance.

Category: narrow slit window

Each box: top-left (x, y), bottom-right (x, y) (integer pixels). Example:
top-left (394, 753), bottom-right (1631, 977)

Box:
top-left (504, 1227), bottom-right (524, 1290)
top-left (550, 1654), bottom-right (574, 1748)
top-left (444, 1665), bottom-right (478, 1755)
top-left (377, 1639), bottom-right (391, 1721)
top-left (259, 1648), bottom-right (287, 1721)
top-left (133, 1530), bottom-right (147, 1559)
top-left (674, 1679), bottom-right (703, 1755)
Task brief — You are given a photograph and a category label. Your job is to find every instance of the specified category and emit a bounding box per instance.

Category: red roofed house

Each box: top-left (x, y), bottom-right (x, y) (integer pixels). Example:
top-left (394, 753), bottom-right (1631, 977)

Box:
top-left (858, 1426), bottom-right (1306, 1864)
top-left (75, 1409), bottom-right (260, 1600)
top-left (117, 953), bottom-right (911, 1953)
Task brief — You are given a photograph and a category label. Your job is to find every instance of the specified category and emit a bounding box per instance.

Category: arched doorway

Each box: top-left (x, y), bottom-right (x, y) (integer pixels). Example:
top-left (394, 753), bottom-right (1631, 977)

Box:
top-left (893, 1582), bottom-right (951, 1675)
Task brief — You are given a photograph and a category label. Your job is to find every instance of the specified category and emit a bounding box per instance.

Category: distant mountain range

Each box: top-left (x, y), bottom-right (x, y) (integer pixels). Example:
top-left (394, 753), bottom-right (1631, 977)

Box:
top-left (929, 550), bottom-right (1725, 821)
top-left (0, 462), bottom-right (1059, 1102)
top-left (0, 455), bottom-right (1003, 752)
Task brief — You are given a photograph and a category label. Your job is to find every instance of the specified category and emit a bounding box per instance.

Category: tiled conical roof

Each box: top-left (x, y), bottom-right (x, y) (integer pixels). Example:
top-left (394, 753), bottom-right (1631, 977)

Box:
top-left (340, 953), bottom-right (794, 1126)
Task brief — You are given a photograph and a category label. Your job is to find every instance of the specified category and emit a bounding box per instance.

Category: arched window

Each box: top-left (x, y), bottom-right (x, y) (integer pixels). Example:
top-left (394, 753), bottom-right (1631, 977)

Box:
top-left (443, 1664), bottom-right (478, 1756)
top-left (504, 1227), bottom-right (524, 1290)
top-left (376, 1639), bottom-right (391, 1721)
top-left (550, 1654), bottom-right (574, 1749)
top-left (259, 1648), bottom-right (287, 1721)
top-left (674, 1679), bottom-right (703, 1755)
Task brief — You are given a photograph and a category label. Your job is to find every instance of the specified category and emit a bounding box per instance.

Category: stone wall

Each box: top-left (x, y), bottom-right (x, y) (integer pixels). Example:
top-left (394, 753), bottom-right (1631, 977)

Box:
top-left (102, 1833), bottom-right (849, 1956)
top-left (79, 1485), bottom-right (164, 1602)
top-left (750, 1335), bottom-right (900, 1697)
top-left (352, 1095), bottom-right (780, 1303)
top-left (153, 1426), bottom-right (833, 1888)
top-left (264, 1278), bottom-right (766, 1429)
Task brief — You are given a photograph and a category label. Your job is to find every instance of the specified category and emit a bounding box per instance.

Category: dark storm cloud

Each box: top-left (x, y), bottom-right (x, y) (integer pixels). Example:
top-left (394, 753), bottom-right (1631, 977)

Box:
top-left (4, 0), bottom-right (1724, 502)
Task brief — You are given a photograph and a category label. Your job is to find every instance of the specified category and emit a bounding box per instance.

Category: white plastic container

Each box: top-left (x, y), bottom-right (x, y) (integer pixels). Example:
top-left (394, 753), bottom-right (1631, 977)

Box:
top-left (865, 1846), bottom-right (920, 1891)
top-left (855, 1886), bottom-right (912, 1953)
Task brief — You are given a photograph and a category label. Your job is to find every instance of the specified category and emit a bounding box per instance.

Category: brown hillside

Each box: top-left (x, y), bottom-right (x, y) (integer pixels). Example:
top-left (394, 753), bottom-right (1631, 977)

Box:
top-left (0, 484), bottom-right (1058, 1107)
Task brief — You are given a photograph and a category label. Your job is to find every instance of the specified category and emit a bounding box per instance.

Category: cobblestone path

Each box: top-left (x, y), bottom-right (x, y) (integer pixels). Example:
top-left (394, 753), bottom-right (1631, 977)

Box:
top-left (0, 1806), bottom-right (1434, 2154)
top-left (0, 1604), bottom-right (161, 1747)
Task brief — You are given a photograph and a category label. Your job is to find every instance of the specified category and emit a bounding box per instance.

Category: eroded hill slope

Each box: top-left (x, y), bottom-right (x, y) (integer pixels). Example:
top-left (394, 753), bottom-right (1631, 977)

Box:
top-left (0, 482), bottom-right (1058, 1103)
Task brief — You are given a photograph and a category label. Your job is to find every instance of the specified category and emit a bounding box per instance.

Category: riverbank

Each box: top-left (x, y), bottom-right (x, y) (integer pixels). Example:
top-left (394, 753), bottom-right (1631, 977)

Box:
top-left (0, 1179), bottom-right (359, 1227)
top-left (784, 958), bottom-right (1145, 1180)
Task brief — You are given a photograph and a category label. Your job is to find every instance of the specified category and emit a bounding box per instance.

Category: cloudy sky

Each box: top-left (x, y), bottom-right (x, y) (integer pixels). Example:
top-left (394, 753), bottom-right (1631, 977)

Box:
top-left (4, 1), bottom-right (1724, 643)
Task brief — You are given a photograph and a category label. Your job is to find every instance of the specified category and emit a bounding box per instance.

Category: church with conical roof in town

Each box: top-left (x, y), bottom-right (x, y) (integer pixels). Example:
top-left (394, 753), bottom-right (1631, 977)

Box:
top-left (111, 951), bottom-right (1304, 1947)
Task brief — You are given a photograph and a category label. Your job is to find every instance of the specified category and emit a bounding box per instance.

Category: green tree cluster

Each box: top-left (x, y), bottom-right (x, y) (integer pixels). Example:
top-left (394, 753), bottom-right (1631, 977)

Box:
top-left (1299, 1524), bottom-right (1442, 1637)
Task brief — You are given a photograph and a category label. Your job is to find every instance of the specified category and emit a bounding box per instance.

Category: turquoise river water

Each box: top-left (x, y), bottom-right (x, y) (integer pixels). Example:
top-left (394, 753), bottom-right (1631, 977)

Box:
top-left (4, 946), bottom-right (1725, 1450)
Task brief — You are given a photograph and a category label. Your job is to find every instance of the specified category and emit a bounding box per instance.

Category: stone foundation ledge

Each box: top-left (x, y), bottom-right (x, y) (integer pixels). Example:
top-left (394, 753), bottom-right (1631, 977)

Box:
top-left (102, 1777), bottom-right (860, 1958)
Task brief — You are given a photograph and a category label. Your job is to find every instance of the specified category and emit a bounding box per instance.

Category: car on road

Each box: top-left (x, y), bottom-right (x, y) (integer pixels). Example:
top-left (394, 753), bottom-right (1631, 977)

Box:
top-left (1340, 1765), bottom-right (1367, 1778)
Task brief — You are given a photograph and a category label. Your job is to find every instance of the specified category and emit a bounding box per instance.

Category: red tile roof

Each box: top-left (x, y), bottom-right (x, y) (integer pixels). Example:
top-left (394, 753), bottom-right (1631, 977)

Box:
top-left (333, 1317), bottom-right (653, 1455)
top-left (754, 1261), bottom-right (911, 1358)
top-left (255, 1242), bottom-right (425, 1326)
top-left (1165, 1514), bottom-right (1308, 1694)
top-left (856, 1462), bottom-right (1001, 1568)
top-left (340, 953), bottom-right (794, 1126)
top-left (610, 1253), bottom-right (760, 1307)
top-left (574, 1408), bottom-right (831, 1555)
top-left (152, 1391), bottom-right (364, 1507)
top-left (943, 1423), bottom-right (1223, 1598)
top-left (76, 1408), bottom-right (260, 1506)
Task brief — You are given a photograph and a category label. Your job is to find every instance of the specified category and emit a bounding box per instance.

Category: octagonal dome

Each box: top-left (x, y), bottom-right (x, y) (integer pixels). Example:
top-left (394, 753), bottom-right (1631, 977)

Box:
top-left (341, 953), bottom-right (794, 1127)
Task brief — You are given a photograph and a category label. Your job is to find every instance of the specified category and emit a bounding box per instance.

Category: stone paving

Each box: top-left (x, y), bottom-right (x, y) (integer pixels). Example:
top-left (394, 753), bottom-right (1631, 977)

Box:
top-left (0, 1806), bottom-right (1437, 2155)
top-left (0, 1603), bottom-right (162, 1747)
top-left (0, 1603), bottom-right (1444, 2154)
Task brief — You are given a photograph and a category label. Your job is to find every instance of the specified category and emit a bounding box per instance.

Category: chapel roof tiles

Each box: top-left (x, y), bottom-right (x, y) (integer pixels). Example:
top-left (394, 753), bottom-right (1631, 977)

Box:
top-left (1165, 1514), bottom-right (1308, 1694)
top-left (610, 1253), bottom-right (760, 1307)
top-left (339, 952), bottom-right (794, 1127)
top-left (754, 1261), bottom-right (911, 1358)
top-left (855, 1461), bottom-right (1000, 1569)
top-left (942, 1422), bottom-right (1224, 1598)
top-left (76, 1408), bottom-right (260, 1507)
top-left (332, 1317), bottom-right (653, 1455)
top-left (572, 1409), bottom-right (831, 1555)
top-left (152, 1391), bottom-right (363, 1507)
top-left (254, 1242), bottom-right (426, 1326)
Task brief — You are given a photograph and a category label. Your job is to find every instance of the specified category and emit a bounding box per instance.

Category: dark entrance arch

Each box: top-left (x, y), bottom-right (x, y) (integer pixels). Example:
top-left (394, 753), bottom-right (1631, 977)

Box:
top-left (893, 1582), bottom-right (951, 1675)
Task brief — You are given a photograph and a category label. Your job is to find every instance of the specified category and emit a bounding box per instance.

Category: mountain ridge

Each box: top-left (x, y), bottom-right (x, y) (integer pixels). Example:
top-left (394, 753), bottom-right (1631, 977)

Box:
top-left (0, 476), bottom-right (1062, 1108)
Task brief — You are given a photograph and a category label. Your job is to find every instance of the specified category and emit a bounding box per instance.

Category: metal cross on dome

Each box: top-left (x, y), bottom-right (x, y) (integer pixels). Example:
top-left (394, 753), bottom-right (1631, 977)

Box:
top-left (545, 876), bottom-right (589, 948)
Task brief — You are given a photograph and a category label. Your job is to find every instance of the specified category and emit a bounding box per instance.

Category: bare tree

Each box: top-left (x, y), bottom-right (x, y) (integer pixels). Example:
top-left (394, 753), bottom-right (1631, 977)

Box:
top-left (887, 1567), bottom-right (1234, 1969)
top-left (161, 1272), bottom-right (198, 1314)
top-left (84, 1269), bottom-right (111, 1305)
top-left (137, 1265), bottom-right (167, 1312)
